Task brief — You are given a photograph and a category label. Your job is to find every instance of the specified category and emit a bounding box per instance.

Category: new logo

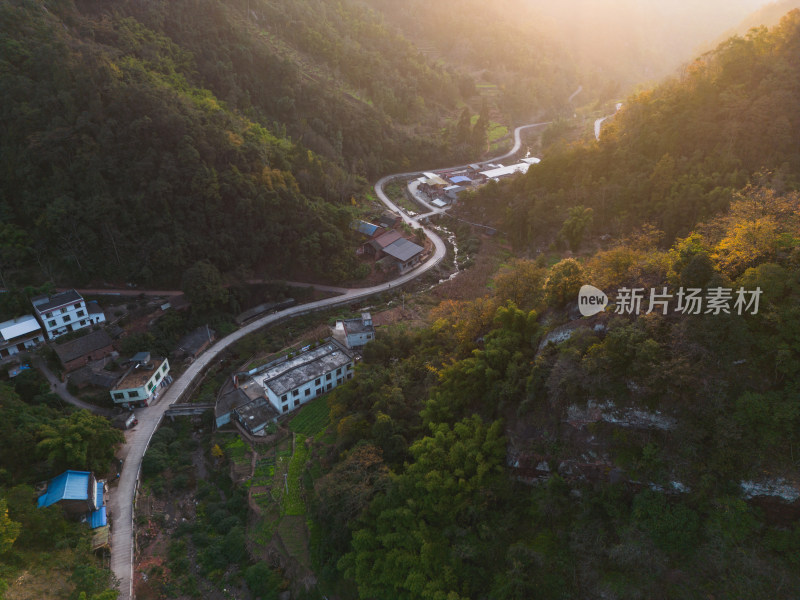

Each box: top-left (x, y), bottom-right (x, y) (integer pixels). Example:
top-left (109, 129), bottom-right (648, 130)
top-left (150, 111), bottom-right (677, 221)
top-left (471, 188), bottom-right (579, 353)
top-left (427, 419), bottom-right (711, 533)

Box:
top-left (578, 285), bottom-right (608, 317)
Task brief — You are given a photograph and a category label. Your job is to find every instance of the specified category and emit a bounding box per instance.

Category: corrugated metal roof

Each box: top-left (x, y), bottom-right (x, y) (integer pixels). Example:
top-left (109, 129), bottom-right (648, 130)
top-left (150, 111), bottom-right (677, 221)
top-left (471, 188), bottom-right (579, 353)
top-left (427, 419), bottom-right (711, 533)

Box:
top-left (89, 506), bottom-right (107, 528)
top-left (38, 470), bottom-right (91, 507)
top-left (370, 230), bottom-right (403, 250)
top-left (450, 175), bottom-right (472, 184)
top-left (383, 238), bottom-right (424, 262)
top-left (352, 220), bottom-right (380, 236)
top-left (96, 481), bottom-right (104, 507)
top-left (0, 315), bottom-right (41, 342)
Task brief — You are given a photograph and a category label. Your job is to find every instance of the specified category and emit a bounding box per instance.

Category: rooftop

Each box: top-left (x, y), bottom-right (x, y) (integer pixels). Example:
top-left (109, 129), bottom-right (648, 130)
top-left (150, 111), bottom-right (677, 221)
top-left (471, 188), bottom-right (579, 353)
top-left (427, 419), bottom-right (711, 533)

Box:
top-left (480, 163), bottom-right (530, 179)
top-left (370, 230), bottom-right (404, 250)
top-left (53, 330), bottom-right (113, 364)
top-left (382, 238), bottom-right (424, 262)
top-left (342, 314), bottom-right (374, 335)
top-left (37, 470), bottom-right (92, 508)
top-left (216, 387), bottom-right (256, 420)
top-left (31, 289), bottom-right (83, 313)
top-left (450, 175), bottom-right (472, 184)
top-left (69, 366), bottom-right (120, 389)
top-left (253, 340), bottom-right (353, 397)
top-left (87, 301), bottom-right (104, 315)
top-left (351, 220), bottom-right (381, 237)
top-left (113, 356), bottom-right (167, 391)
top-left (234, 397), bottom-right (279, 428)
top-left (0, 315), bottom-right (41, 342)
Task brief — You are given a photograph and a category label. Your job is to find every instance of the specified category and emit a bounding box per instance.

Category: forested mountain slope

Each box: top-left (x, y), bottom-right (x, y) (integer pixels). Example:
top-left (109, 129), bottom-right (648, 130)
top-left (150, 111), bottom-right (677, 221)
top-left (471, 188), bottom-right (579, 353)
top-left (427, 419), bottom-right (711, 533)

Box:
top-left (360, 0), bottom-right (580, 120)
top-left (0, 0), bottom-right (483, 287)
top-left (312, 182), bottom-right (800, 599)
top-left (464, 10), bottom-right (800, 251)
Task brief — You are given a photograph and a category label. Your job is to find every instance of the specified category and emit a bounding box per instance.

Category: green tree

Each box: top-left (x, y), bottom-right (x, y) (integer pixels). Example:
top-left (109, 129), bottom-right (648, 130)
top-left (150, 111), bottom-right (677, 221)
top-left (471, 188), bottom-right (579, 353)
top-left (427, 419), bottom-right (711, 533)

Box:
top-left (37, 411), bottom-right (123, 474)
top-left (181, 260), bottom-right (229, 313)
top-left (0, 498), bottom-right (21, 555)
top-left (543, 258), bottom-right (585, 307)
top-left (558, 205), bottom-right (593, 251)
top-left (340, 416), bottom-right (507, 599)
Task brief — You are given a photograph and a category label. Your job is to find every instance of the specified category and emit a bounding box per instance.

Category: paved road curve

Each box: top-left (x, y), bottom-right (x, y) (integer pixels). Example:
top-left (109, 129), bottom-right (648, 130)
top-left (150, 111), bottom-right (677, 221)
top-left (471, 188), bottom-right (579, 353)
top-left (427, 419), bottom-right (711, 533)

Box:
top-left (110, 119), bottom-right (547, 599)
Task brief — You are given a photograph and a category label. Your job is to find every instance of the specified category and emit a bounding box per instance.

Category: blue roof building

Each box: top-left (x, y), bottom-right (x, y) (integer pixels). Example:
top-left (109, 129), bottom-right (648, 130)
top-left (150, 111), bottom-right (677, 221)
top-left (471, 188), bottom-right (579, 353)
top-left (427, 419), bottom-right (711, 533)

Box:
top-left (449, 175), bottom-right (473, 184)
top-left (351, 220), bottom-right (382, 238)
top-left (37, 470), bottom-right (106, 527)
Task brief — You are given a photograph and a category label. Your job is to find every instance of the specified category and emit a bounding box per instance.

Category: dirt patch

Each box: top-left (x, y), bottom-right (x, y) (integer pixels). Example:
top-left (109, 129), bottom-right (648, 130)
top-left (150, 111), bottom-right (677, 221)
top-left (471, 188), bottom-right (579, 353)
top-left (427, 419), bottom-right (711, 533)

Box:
top-left (5, 560), bottom-right (73, 600)
top-left (372, 306), bottom-right (427, 329)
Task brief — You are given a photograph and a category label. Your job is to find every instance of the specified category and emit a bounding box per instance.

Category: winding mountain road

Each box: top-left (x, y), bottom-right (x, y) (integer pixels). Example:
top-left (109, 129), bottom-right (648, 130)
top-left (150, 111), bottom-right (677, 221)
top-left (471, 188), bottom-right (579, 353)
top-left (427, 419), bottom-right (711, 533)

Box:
top-left (109, 119), bottom-right (547, 599)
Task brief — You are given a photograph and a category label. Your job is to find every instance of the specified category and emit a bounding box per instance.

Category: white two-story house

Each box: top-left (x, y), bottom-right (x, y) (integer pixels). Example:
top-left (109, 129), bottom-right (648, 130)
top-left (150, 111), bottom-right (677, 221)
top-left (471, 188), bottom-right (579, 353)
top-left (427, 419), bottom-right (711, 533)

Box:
top-left (31, 290), bottom-right (106, 340)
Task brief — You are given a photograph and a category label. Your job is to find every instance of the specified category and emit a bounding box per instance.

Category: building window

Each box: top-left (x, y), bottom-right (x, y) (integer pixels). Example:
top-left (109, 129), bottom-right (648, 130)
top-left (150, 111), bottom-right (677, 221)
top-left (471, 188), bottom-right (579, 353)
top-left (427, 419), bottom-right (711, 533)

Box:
top-left (45, 311), bottom-right (53, 318)
top-left (347, 363), bottom-right (353, 370)
top-left (315, 378), bottom-right (321, 385)
top-left (155, 372), bottom-right (161, 382)
top-left (161, 363), bottom-right (167, 373)
top-left (48, 320), bottom-right (56, 327)
top-left (336, 367), bottom-right (342, 376)
top-left (304, 389), bottom-right (310, 396)
top-left (282, 405), bottom-right (289, 413)
top-left (316, 388), bottom-right (322, 396)
top-left (347, 373), bottom-right (353, 380)
top-left (281, 394), bottom-right (287, 402)
top-left (76, 310), bottom-right (85, 317)
top-left (74, 303), bottom-right (81, 309)
top-left (326, 383), bottom-right (332, 391)
top-left (292, 389), bottom-right (299, 397)
top-left (148, 382), bottom-right (154, 391)
top-left (326, 373), bottom-right (331, 381)
top-left (128, 391), bottom-right (139, 398)
top-left (63, 315), bottom-right (70, 323)
top-left (113, 392), bottom-right (125, 400)
top-left (294, 399), bottom-right (300, 407)
top-left (337, 378), bottom-right (343, 385)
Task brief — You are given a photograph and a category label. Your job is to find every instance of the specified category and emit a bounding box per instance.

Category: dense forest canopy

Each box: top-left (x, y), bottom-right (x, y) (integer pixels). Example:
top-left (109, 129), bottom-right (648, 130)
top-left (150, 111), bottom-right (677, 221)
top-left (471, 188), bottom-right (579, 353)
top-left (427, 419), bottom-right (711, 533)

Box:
top-left (312, 181), bottom-right (800, 599)
top-left (0, 0), bottom-right (504, 288)
top-left (464, 11), bottom-right (800, 252)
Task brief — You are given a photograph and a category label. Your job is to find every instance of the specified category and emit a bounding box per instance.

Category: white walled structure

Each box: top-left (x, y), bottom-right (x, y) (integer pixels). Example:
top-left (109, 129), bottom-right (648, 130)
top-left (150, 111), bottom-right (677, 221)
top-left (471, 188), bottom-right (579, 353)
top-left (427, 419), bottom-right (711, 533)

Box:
top-left (110, 356), bottom-right (171, 408)
top-left (31, 290), bottom-right (106, 340)
top-left (252, 340), bottom-right (354, 415)
top-left (0, 315), bottom-right (44, 358)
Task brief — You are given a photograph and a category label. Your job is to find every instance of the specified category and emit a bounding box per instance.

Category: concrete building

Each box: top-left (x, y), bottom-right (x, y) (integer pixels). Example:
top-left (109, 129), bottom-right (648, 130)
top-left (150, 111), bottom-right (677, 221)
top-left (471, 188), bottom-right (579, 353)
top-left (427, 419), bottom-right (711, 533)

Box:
top-left (0, 315), bottom-right (44, 358)
top-left (382, 238), bottom-right (424, 273)
top-left (110, 353), bottom-right (171, 409)
top-left (233, 397), bottom-right (279, 435)
top-left (251, 340), bottom-right (354, 415)
top-left (53, 330), bottom-right (115, 373)
top-left (333, 313), bottom-right (375, 349)
top-left (32, 290), bottom-right (105, 340)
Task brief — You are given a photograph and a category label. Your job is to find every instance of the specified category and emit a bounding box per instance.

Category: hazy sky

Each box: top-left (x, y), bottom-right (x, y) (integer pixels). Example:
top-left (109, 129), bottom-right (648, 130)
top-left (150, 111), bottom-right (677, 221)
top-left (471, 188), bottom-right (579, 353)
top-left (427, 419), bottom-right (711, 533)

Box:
top-left (524, 0), bottom-right (792, 87)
